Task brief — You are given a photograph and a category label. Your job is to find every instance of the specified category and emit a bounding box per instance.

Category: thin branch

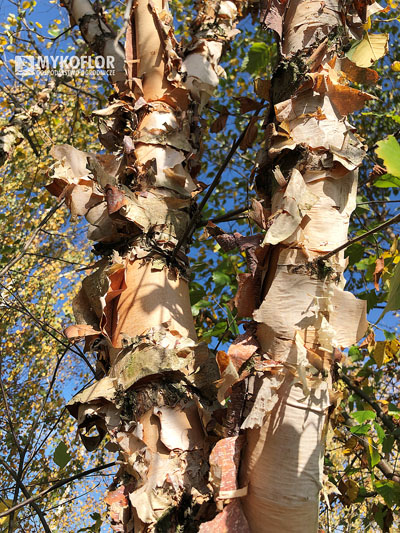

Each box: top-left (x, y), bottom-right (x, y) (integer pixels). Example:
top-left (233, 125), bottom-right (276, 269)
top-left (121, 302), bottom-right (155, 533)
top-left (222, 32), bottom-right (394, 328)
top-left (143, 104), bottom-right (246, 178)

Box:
top-left (0, 462), bottom-right (116, 520)
top-left (342, 412), bottom-right (400, 484)
top-left (357, 200), bottom-right (400, 205)
top-left (0, 289), bottom-right (95, 375)
top-left (114, 0), bottom-right (133, 45)
top-left (21, 348), bottom-right (70, 478)
top-left (197, 206), bottom-right (249, 227)
top-left (0, 458), bottom-right (51, 533)
top-left (0, 200), bottom-right (65, 278)
top-left (320, 212), bottom-right (400, 261)
top-left (0, 352), bottom-right (22, 457)
top-left (340, 372), bottom-right (399, 441)
top-left (171, 105), bottom-right (264, 262)
top-left (25, 252), bottom-right (87, 266)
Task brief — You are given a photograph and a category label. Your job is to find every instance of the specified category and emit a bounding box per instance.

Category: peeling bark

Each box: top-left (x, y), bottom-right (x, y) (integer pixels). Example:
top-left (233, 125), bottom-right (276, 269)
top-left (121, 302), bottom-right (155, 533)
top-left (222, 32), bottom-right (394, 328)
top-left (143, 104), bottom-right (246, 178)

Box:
top-left (235, 1), bottom-right (381, 531)
top-left (61, 0), bottom-right (126, 89)
top-left (52, 0), bottom-right (248, 530)
top-left (51, 0), bottom-right (382, 530)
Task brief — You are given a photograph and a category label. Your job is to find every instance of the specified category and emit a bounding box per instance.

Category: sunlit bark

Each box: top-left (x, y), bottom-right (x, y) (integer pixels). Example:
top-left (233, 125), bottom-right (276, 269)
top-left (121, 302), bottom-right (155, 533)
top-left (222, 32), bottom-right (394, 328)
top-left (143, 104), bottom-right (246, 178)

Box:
top-left (238, 1), bottom-right (378, 530)
top-left (52, 0), bottom-right (247, 530)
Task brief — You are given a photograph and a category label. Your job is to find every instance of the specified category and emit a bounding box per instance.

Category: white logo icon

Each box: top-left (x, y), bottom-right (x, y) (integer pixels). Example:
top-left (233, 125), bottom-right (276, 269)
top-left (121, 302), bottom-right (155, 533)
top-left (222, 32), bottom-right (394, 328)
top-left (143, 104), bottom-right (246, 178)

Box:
top-left (15, 56), bottom-right (36, 77)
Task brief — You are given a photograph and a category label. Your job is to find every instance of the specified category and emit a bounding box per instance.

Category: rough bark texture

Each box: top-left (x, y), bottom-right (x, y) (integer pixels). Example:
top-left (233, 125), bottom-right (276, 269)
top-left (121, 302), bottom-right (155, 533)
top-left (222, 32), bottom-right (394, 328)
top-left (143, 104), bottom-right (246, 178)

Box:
top-left (48, 0), bottom-right (383, 531)
top-left (235, 1), bottom-right (381, 531)
top-left (51, 0), bottom-right (249, 531)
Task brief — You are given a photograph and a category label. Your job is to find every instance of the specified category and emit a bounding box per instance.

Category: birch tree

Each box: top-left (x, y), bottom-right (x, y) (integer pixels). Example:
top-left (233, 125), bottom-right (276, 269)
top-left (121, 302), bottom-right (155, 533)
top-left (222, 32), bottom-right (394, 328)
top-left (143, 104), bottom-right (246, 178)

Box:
top-left (47, 0), bottom-right (395, 531)
top-left (2, 0), bottom-right (400, 531)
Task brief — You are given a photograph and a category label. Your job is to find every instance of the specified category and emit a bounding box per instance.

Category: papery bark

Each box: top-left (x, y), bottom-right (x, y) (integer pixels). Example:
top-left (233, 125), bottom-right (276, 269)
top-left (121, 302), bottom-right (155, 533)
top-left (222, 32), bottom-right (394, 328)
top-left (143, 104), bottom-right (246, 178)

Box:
top-left (61, 0), bottom-right (126, 89)
top-left (52, 0), bottom-right (248, 531)
top-left (235, 1), bottom-right (381, 531)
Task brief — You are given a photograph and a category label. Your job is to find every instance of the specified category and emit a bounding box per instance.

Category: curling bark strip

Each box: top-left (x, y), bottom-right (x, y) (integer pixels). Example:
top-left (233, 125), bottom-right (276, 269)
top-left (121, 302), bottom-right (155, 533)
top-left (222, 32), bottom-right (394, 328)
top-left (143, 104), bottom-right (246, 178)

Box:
top-left (50, 0), bottom-right (248, 530)
top-left (234, 1), bottom-right (381, 530)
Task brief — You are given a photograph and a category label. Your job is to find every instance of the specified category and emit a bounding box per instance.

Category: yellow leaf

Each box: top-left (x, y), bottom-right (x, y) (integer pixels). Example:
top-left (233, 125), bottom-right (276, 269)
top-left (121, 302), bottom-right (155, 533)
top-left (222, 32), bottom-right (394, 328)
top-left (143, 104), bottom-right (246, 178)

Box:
top-left (35, 21), bottom-right (42, 28)
top-left (0, 499), bottom-right (15, 526)
top-left (373, 340), bottom-right (398, 367)
top-left (386, 339), bottom-right (400, 359)
top-left (347, 33), bottom-right (389, 67)
top-left (346, 479), bottom-right (359, 502)
top-left (22, 0), bottom-right (30, 8)
top-left (363, 17), bottom-right (372, 30)
top-left (373, 341), bottom-right (386, 367)
top-left (254, 78), bottom-right (270, 99)
top-left (344, 436), bottom-right (358, 455)
top-left (54, 19), bottom-right (61, 24)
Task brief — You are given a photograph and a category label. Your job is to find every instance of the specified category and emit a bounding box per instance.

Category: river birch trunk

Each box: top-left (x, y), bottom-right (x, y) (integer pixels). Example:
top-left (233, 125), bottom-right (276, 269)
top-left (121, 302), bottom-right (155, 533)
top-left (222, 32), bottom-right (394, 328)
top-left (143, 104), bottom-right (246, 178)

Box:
top-left (50, 0), bottom-right (247, 530)
top-left (236, 1), bottom-right (383, 531)
top-left (49, 0), bottom-right (384, 530)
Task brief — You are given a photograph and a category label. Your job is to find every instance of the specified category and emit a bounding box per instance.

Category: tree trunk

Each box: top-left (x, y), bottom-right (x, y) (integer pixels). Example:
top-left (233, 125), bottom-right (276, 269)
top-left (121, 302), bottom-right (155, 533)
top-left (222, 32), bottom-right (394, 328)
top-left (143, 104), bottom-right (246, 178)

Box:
top-left (50, 0), bottom-right (381, 530)
top-left (51, 0), bottom-right (248, 531)
top-left (237, 1), bottom-right (379, 530)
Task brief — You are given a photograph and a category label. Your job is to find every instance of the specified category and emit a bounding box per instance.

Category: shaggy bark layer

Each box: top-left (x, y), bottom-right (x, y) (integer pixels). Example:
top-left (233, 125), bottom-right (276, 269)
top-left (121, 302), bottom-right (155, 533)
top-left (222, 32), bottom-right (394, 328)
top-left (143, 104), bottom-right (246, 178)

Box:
top-left (235, 1), bottom-right (381, 531)
top-left (52, 0), bottom-right (249, 531)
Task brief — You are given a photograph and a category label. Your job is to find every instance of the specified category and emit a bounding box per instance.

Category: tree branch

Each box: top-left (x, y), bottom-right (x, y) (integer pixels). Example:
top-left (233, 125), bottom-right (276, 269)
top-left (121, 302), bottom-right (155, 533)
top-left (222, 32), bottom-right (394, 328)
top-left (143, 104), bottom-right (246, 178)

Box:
top-left (171, 105), bottom-right (264, 262)
top-left (340, 372), bottom-right (399, 441)
top-left (342, 412), bottom-right (400, 484)
top-left (0, 200), bottom-right (65, 278)
top-left (320, 212), bottom-right (400, 261)
top-left (0, 462), bottom-right (116, 520)
top-left (0, 458), bottom-right (51, 533)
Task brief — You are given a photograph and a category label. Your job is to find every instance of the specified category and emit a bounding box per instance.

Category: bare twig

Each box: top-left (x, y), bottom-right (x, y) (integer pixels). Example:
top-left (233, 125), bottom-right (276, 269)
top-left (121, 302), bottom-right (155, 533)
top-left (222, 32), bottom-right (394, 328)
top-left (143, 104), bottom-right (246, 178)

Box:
top-left (171, 105), bottom-right (264, 262)
top-left (0, 352), bottom-right (22, 457)
top-left (0, 458), bottom-right (51, 533)
top-left (0, 462), bottom-right (116, 520)
top-left (320, 212), bottom-right (400, 261)
top-left (0, 200), bottom-right (65, 278)
top-left (197, 206), bottom-right (249, 227)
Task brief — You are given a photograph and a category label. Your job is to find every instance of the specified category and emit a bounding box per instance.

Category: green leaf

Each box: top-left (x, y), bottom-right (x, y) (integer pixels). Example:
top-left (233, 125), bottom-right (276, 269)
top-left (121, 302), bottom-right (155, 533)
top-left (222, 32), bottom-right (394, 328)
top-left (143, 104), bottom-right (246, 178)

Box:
top-left (375, 480), bottom-right (400, 507)
top-left (191, 299), bottom-right (209, 317)
top-left (350, 423), bottom-right (371, 435)
top-left (348, 345), bottom-right (363, 362)
top-left (48, 28), bottom-right (61, 37)
top-left (367, 438), bottom-right (380, 468)
top-left (375, 136), bottom-right (400, 178)
top-left (382, 435), bottom-right (395, 454)
top-left (212, 270), bottom-right (231, 287)
top-left (345, 243), bottom-right (365, 266)
top-left (378, 261), bottom-right (400, 320)
top-left (351, 410), bottom-right (376, 423)
top-left (77, 512), bottom-right (102, 532)
top-left (383, 330), bottom-right (396, 340)
top-left (242, 42), bottom-right (269, 75)
top-left (224, 304), bottom-right (239, 336)
top-left (373, 173), bottom-right (400, 188)
top-left (53, 441), bottom-right (72, 469)
top-left (388, 403), bottom-right (400, 418)
top-left (373, 421), bottom-right (386, 443)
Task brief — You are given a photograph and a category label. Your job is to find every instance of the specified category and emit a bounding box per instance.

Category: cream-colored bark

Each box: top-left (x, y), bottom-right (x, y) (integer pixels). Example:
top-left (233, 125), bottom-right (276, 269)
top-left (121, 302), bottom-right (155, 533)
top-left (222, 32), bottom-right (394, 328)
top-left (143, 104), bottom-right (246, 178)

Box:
top-left (238, 1), bottom-right (380, 530)
top-left (53, 0), bottom-right (247, 530)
